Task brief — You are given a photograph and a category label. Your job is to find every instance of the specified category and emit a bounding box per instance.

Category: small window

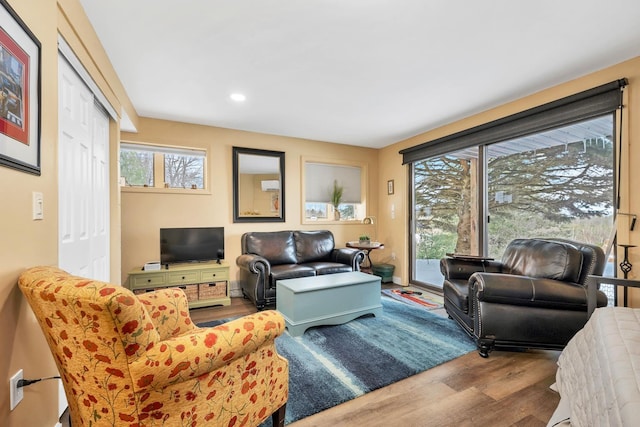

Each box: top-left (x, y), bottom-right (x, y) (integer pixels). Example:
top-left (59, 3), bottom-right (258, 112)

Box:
top-left (303, 159), bottom-right (367, 222)
top-left (120, 142), bottom-right (207, 190)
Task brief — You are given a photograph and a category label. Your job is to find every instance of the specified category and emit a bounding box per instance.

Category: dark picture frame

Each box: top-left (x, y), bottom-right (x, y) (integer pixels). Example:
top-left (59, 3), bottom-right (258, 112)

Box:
top-left (387, 179), bottom-right (394, 195)
top-left (0, 0), bottom-right (41, 175)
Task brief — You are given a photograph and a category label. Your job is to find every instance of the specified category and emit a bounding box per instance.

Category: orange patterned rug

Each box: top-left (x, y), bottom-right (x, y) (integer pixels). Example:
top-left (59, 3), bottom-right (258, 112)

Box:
top-left (381, 289), bottom-right (443, 310)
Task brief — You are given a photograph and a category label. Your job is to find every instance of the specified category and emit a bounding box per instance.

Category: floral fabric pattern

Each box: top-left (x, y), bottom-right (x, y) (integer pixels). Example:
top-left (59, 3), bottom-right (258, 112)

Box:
top-left (136, 288), bottom-right (196, 340)
top-left (18, 266), bottom-right (288, 426)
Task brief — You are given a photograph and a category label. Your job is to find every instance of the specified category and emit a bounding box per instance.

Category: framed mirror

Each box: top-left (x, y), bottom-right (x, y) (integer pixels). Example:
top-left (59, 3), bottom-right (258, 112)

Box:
top-left (233, 147), bottom-right (285, 222)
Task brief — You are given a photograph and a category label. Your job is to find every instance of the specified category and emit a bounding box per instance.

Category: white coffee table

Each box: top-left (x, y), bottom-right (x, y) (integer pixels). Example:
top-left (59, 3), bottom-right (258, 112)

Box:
top-left (276, 271), bottom-right (382, 337)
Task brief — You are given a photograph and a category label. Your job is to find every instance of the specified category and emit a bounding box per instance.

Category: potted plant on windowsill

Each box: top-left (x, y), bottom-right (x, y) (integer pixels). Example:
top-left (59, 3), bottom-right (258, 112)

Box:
top-left (331, 180), bottom-right (343, 221)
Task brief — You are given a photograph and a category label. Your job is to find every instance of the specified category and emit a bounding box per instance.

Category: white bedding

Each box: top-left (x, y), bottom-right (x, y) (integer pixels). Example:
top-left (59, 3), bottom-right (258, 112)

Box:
top-left (549, 307), bottom-right (640, 426)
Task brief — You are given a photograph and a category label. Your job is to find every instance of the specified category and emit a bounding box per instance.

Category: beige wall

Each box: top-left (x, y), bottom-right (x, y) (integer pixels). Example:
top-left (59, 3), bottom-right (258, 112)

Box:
top-left (0, 1), bottom-right (58, 424)
top-left (379, 56), bottom-right (640, 305)
top-left (120, 118), bottom-right (380, 285)
top-left (0, 0), bottom-right (132, 425)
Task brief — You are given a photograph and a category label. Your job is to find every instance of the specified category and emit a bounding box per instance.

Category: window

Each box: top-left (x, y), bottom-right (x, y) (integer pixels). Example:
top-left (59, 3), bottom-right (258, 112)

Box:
top-left (485, 120), bottom-right (615, 259)
top-left (401, 80), bottom-right (626, 298)
top-left (303, 160), bottom-right (367, 222)
top-left (410, 115), bottom-right (615, 295)
top-left (120, 142), bottom-right (207, 190)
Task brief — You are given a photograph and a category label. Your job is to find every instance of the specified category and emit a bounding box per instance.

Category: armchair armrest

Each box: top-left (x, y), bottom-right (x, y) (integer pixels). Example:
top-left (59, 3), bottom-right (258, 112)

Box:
top-left (471, 272), bottom-right (603, 310)
top-left (331, 248), bottom-right (365, 271)
top-left (130, 310), bottom-right (286, 392)
top-left (136, 287), bottom-right (196, 340)
top-left (236, 253), bottom-right (271, 276)
top-left (440, 257), bottom-right (502, 281)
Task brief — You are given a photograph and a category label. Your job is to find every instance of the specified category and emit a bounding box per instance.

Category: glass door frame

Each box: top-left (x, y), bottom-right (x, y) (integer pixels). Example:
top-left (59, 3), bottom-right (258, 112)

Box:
top-left (408, 147), bottom-right (490, 293)
top-left (408, 116), bottom-right (618, 297)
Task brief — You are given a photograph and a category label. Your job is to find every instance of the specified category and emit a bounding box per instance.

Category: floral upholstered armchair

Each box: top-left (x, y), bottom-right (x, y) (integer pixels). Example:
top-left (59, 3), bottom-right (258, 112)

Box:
top-left (18, 266), bottom-right (288, 427)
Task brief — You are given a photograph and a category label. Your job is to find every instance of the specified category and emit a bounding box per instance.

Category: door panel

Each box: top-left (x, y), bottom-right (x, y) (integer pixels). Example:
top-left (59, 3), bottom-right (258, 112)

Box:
top-left (58, 55), bottom-right (110, 280)
top-left (90, 106), bottom-right (110, 280)
top-left (486, 116), bottom-right (615, 259)
top-left (410, 149), bottom-right (480, 290)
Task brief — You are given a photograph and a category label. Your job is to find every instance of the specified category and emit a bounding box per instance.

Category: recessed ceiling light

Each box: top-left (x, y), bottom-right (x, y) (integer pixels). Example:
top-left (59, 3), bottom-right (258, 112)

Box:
top-left (230, 93), bottom-right (246, 102)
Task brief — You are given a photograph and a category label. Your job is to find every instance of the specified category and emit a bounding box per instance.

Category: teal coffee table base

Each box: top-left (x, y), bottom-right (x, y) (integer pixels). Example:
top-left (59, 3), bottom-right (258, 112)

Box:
top-left (276, 272), bottom-right (382, 337)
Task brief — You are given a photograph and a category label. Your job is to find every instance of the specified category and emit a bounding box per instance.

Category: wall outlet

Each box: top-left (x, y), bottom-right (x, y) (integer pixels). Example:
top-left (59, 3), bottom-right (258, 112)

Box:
top-left (391, 252), bottom-right (396, 260)
top-left (10, 369), bottom-right (23, 410)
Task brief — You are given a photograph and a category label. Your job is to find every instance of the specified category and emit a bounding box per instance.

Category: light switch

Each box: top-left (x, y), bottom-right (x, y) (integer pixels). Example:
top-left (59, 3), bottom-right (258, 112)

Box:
top-left (33, 192), bottom-right (43, 220)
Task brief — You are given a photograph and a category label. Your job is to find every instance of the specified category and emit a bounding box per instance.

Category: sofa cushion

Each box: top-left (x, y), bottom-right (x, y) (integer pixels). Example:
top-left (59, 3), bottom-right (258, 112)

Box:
top-left (245, 231), bottom-right (297, 265)
top-left (269, 264), bottom-right (316, 287)
top-left (501, 239), bottom-right (583, 283)
top-left (308, 262), bottom-right (353, 275)
top-left (294, 230), bottom-right (335, 263)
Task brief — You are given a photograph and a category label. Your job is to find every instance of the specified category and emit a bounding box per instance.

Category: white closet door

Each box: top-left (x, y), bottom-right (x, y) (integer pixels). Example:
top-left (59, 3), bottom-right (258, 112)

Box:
top-left (58, 54), bottom-right (110, 280)
top-left (89, 104), bottom-right (110, 281)
top-left (56, 52), bottom-right (111, 426)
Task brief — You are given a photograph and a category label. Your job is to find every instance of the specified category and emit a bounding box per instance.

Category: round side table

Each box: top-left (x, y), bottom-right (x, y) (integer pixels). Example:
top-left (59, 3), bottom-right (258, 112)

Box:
top-left (346, 241), bottom-right (384, 272)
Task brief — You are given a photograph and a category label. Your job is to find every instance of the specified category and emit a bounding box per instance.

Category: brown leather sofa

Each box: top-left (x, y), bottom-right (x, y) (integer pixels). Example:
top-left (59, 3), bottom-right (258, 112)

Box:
top-left (236, 230), bottom-right (365, 309)
top-left (441, 238), bottom-right (608, 357)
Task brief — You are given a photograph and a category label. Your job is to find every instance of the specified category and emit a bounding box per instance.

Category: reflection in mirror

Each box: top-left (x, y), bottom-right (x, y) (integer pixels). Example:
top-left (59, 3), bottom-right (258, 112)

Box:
top-left (233, 147), bottom-right (285, 222)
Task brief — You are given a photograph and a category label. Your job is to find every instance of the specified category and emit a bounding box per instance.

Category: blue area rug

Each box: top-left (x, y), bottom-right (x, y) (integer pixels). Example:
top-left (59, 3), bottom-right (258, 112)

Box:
top-left (198, 296), bottom-right (475, 425)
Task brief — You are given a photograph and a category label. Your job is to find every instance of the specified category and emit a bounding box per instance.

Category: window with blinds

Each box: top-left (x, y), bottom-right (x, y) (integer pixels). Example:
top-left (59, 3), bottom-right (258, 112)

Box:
top-left (303, 160), bottom-right (367, 222)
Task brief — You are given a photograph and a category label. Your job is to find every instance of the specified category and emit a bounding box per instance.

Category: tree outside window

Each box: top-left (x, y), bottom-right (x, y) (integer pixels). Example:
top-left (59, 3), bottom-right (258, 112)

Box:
top-left (413, 116), bottom-right (614, 263)
top-left (120, 142), bottom-right (206, 190)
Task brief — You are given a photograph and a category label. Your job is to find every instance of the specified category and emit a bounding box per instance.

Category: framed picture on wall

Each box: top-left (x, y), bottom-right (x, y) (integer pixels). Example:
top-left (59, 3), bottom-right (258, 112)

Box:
top-left (387, 179), bottom-right (394, 195)
top-left (0, 0), bottom-right (41, 175)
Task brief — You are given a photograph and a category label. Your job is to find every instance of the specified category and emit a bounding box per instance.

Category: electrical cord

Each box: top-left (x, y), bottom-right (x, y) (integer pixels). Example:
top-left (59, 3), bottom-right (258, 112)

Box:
top-left (17, 376), bottom-right (61, 388)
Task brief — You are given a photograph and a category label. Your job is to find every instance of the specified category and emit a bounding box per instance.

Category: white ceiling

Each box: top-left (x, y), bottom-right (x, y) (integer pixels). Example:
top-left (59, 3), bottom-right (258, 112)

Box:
top-left (79, 0), bottom-right (640, 149)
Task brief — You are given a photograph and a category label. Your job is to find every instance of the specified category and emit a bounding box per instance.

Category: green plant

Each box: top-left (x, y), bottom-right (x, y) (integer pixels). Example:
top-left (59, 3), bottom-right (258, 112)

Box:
top-left (331, 180), bottom-right (344, 208)
top-left (359, 234), bottom-right (370, 241)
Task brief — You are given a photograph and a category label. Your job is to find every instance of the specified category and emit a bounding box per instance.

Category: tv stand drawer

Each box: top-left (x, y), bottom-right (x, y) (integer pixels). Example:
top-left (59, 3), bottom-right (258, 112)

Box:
top-left (168, 271), bottom-right (200, 285)
top-left (131, 273), bottom-right (166, 287)
top-left (200, 268), bottom-right (229, 283)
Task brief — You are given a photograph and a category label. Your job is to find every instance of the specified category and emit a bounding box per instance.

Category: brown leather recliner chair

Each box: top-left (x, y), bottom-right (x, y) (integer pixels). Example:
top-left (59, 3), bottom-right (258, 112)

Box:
top-left (236, 230), bottom-right (365, 310)
top-left (441, 238), bottom-right (608, 357)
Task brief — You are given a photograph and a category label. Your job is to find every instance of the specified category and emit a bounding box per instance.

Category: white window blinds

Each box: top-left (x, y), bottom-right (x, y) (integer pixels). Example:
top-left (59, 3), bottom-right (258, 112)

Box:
top-left (305, 163), bottom-right (362, 203)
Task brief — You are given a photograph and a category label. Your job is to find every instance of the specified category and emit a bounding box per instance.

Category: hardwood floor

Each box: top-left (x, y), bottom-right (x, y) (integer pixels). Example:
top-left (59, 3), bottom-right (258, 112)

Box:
top-left (190, 291), bottom-right (561, 427)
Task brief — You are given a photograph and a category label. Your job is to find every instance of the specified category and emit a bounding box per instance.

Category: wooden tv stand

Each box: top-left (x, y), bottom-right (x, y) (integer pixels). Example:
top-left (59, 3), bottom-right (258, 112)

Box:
top-left (126, 261), bottom-right (230, 308)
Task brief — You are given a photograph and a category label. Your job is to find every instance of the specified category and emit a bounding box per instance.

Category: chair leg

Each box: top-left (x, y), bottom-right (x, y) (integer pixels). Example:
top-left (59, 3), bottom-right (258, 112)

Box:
top-left (271, 404), bottom-right (286, 427)
top-left (478, 339), bottom-right (494, 358)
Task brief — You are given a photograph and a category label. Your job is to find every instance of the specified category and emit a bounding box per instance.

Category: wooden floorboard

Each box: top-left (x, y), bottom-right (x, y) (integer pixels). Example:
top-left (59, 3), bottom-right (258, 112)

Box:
top-left (190, 290), bottom-right (561, 427)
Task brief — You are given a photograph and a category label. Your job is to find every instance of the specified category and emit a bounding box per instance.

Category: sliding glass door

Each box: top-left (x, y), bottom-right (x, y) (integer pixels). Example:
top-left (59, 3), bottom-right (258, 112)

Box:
top-left (486, 116), bottom-right (614, 259)
top-left (411, 149), bottom-right (480, 288)
top-left (410, 114), bottom-right (616, 294)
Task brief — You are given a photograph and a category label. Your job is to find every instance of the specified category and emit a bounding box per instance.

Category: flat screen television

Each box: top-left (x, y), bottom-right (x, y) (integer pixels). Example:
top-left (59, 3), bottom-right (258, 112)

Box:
top-left (160, 227), bottom-right (225, 265)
